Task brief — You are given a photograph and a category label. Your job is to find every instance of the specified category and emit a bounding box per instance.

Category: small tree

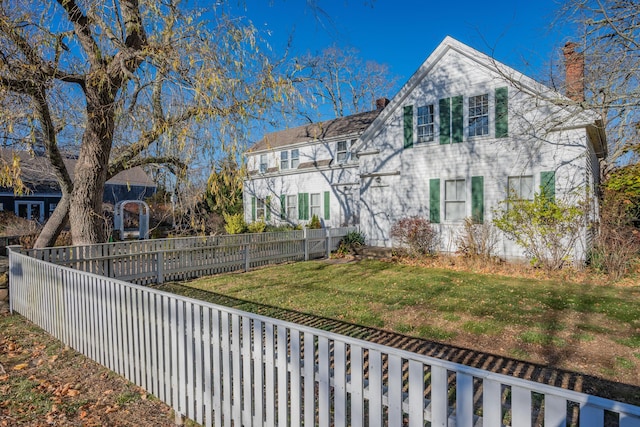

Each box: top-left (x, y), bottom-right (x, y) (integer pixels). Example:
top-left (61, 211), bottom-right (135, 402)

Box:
top-left (390, 217), bottom-right (439, 257)
top-left (493, 192), bottom-right (585, 270)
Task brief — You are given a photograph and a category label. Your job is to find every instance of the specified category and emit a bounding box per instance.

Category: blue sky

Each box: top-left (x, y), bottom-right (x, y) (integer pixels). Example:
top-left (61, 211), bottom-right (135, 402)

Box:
top-left (238, 0), bottom-right (571, 90)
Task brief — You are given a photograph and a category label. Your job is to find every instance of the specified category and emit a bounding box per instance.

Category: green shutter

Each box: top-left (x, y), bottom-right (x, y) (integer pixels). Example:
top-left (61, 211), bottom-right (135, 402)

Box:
top-left (540, 171), bottom-right (556, 202)
top-left (265, 196), bottom-right (271, 221)
top-left (495, 87), bottom-right (508, 138)
top-left (429, 178), bottom-right (440, 224)
top-left (439, 98), bottom-right (450, 145)
top-left (280, 195), bottom-right (286, 219)
top-left (452, 95), bottom-right (464, 143)
top-left (251, 197), bottom-right (256, 221)
top-left (324, 191), bottom-right (330, 220)
top-left (403, 105), bottom-right (414, 148)
top-left (471, 176), bottom-right (484, 223)
top-left (298, 193), bottom-right (309, 220)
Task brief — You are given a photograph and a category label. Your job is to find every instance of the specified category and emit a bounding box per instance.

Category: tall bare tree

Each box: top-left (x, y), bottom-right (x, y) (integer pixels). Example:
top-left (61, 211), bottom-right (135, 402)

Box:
top-left (557, 0), bottom-right (640, 167)
top-left (0, 0), bottom-right (293, 246)
top-left (296, 45), bottom-right (398, 118)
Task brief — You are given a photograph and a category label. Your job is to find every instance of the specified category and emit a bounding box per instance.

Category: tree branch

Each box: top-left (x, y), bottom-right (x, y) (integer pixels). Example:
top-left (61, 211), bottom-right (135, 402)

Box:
top-left (56, 0), bottom-right (102, 66)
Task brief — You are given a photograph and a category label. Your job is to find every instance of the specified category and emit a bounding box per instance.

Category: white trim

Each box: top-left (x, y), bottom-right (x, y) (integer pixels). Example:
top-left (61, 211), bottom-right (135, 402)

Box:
top-left (0, 192), bottom-right (62, 198)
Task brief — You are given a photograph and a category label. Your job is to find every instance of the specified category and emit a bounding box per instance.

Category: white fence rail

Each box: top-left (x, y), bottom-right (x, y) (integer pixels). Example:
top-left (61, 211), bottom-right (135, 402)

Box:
top-left (19, 227), bottom-right (355, 285)
top-left (9, 249), bottom-right (640, 427)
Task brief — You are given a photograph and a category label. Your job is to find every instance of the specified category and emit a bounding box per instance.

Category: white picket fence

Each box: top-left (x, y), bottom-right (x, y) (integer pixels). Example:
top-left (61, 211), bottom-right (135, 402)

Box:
top-left (8, 248), bottom-right (640, 426)
top-left (19, 228), bottom-right (354, 285)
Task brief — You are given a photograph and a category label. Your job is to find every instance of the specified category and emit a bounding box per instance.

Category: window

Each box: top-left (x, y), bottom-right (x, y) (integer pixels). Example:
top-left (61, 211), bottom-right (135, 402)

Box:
top-left (310, 193), bottom-right (321, 218)
top-left (445, 179), bottom-right (466, 221)
top-left (291, 149), bottom-right (299, 169)
top-left (280, 151), bottom-right (289, 170)
top-left (508, 175), bottom-right (534, 200)
top-left (417, 105), bottom-right (434, 142)
top-left (287, 195), bottom-right (297, 219)
top-left (256, 198), bottom-right (265, 220)
top-left (259, 154), bottom-right (267, 173)
top-left (468, 94), bottom-right (489, 137)
top-left (336, 140), bottom-right (349, 164)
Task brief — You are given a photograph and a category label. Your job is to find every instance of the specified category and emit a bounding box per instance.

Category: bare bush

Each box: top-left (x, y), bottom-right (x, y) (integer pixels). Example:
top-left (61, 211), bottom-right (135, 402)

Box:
top-left (589, 191), bottom-right (640, 280)
top-left (390, 217), bottom-right (439, 256)
top-left (456, 218), bottom-right (500, 260)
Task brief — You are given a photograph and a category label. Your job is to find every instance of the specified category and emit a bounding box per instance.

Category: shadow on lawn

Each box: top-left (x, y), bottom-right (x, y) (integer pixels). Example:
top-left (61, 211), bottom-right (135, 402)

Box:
top-left (158, 283), bottom-right (640, 406)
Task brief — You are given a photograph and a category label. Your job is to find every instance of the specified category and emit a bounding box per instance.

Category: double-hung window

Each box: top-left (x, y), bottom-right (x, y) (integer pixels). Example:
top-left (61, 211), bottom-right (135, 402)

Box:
top-left (445, 179), bottom-right (466, 221)
top-left (259, 154), bottom-right (267, 173)
top-left (280, 151), bottom-right (289, 170)
top-left (310, 193), bottom-right (321, 218)
top-left (468, 94), bottom-right (489, 137)
top-left (336, 140), bottom-right (349, 164)
top-left (256, 198), bottom-right (265, 220)
top-left (287, 195), bottom-right (297, 219)
top-left (291, 149), bottom-right (299, 169)
top-left (507, 175), bottom-right (534, 201)
top-left (417, 105), bottom-right (435, 143)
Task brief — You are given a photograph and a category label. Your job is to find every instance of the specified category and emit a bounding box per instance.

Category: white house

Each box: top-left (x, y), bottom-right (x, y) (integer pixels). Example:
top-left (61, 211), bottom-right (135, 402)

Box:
top-left (244, 36), bottom-right (606, 261)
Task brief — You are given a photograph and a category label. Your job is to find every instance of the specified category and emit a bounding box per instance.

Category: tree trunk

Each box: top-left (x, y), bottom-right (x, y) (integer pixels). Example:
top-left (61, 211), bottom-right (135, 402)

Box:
top-left (33, 194), bottom-right (70, 248)
top-left (69, 91), bottom-right (115, 245)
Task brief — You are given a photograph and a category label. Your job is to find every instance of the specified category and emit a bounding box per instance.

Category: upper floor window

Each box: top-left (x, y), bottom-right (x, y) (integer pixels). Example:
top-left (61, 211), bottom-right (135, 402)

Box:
top-left (468, 94), bottom-right (489, 137)
top-left (336, 140), bottom-right (349, 164)
top-left (280, 151), bottom-right (289, 170)
top-left (291, 149), bottom-right (300, 169)
top-left (417, 105), bottom-right (434, 143)
top-left (259, 154), bottom-right (267, 173)
top-left (445, 179), bottom-right (466, 221)
top-left (507, 175), bottom-right (534, 201)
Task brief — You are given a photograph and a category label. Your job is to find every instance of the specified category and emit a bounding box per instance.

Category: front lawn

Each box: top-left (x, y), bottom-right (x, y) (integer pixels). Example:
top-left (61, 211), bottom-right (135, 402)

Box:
top-left (161, 259), bottom-right (640, 399)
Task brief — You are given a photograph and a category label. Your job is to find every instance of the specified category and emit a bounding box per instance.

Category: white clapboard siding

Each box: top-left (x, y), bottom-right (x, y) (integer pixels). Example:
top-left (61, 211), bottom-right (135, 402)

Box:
top-left (9, 249), bottom-right (640, 427)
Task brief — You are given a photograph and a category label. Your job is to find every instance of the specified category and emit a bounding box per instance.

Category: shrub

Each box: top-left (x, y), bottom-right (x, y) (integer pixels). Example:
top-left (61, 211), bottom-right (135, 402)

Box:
top-left (588, 190), bottom-right (640, 279)
top-left (390, 217), bottom-right (439, 256)
top-left (247, 220), bottom-right (266, 233)
top-left (308, 214), bottom-right (322, 229)
top-left (223, 213), bottom-right (247, 234)
top-left (493, 192), bottom-right (584, 271)
top-left (456, 217), bottom-right (499, 260)
top-left (335, 230), bottom-right (366, 255)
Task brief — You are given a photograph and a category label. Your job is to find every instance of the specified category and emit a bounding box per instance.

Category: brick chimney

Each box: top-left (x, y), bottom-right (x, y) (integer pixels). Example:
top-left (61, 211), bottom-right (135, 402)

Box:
top-left (376, 97), bottom-right (390, 111)
top-left (563, 41), bottom-right (585, 102)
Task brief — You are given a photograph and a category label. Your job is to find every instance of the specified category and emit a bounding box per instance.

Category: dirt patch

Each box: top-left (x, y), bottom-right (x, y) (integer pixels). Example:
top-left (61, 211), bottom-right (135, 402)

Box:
top-left (0, 313), bottom-right (178, 427)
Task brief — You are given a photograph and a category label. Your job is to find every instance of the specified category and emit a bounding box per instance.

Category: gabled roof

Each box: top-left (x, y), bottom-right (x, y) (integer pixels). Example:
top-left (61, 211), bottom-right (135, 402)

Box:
top-left (0, 148), bottom-right (156, 190)
top-left (355, 35), bottom-right (606, 155)
top-left (248, 109), bottom-right (381, 153)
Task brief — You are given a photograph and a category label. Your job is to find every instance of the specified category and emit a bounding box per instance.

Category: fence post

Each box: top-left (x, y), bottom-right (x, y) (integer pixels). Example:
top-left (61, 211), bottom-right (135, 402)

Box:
top-left (326, 227), bottom-right (331, 259)
top-left (303, 228), bottom-right (309, 261)
top-left (244, 244), bottom-right (250, 272)
top-left (157, 251), bottom-right (164, 284)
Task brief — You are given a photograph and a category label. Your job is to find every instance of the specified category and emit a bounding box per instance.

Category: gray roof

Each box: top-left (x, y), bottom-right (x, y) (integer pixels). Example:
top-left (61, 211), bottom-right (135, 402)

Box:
top-left (0, 148), bottom-right (156, 189)
top-left (249, 110), bottom-right (381, 152)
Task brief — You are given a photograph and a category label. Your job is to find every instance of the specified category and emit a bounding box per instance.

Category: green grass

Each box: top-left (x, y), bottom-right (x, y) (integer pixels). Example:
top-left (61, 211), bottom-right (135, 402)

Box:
top-left (161, 259), bottom-right (640, 364)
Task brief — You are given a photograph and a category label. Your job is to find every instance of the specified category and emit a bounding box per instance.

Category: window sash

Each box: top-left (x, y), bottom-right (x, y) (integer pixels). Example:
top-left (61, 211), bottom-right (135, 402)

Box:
top-left (259, 155), bottom-right (267, 173)
top-left (445, 179), bottom-right (466, 221)
top-left (336, 141), bottom-right (348, 163)
top-left (287, 195), bottom-right (297, 219)
top-left (280, 151), bottom-right (289, 170)
top-left (508, 175), bottom-right (534, 200)
top-left (310, 193), bottom-right (321, 218)
top-left (417, 105), bottom-right (434, 142)
top-left (291, 149), bottom-right (299, 169)
top-left (468, 94), bottom-right (489, 137)
top-left (256, 199), bottom-right (265, 220)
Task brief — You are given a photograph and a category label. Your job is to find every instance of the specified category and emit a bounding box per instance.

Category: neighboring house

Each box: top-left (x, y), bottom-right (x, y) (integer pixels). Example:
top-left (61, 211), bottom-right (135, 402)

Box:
top-left (244, 36), bottom-right (606, 261)
top-left (0, 149), bottom-right (157, 223)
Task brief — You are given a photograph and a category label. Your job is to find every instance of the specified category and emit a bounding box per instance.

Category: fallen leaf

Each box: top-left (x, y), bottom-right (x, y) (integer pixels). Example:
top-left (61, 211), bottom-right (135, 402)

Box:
top-left (66, 389), bottom-right (80, 397)
top-left (79, 410), bottom-right (87, 419)
top-left (13, 363), bottom-right (28, 371)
